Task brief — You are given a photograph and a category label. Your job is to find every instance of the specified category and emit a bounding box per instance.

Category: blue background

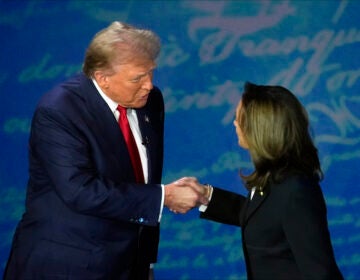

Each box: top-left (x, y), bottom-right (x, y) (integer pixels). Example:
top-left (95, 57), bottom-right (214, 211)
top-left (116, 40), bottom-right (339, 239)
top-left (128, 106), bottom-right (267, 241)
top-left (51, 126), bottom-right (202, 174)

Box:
top-left (1, 1), bottom-right (359, 279)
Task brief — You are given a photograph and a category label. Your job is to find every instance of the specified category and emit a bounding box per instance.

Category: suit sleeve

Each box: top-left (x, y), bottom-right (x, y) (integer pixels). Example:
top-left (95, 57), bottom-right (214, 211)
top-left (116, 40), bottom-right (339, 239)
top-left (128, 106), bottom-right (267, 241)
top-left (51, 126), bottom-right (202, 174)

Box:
top-left (29, 106), bottom-right (162, 227)
top-left (282, 179), bottom-right (343, 279)
top-left (200, 187), bottom-right (247, 226)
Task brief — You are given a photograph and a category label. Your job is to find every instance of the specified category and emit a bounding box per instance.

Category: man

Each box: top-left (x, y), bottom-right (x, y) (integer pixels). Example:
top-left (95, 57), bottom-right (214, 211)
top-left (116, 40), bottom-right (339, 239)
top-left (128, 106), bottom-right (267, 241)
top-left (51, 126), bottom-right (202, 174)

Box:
top-left (4, 21), bottom-right (206, 280)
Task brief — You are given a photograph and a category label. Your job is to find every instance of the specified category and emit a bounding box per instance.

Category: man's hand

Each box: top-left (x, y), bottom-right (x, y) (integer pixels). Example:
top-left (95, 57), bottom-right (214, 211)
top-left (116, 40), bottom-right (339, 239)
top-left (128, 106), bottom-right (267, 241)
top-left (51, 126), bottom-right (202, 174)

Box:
top-left (164, 177), bottom-right (208, 214)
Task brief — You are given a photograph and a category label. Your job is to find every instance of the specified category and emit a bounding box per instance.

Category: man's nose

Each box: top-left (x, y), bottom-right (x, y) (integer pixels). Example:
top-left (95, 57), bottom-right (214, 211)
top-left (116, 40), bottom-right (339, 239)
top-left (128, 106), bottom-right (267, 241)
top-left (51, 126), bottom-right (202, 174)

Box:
top-left (142, 73), bottom-right (153, 90)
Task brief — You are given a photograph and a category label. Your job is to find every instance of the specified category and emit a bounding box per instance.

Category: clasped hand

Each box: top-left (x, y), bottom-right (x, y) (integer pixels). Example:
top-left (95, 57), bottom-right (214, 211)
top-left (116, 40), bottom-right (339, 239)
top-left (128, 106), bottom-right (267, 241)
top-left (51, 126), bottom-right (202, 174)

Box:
top-left (164, 177), bottom-right (209, 214)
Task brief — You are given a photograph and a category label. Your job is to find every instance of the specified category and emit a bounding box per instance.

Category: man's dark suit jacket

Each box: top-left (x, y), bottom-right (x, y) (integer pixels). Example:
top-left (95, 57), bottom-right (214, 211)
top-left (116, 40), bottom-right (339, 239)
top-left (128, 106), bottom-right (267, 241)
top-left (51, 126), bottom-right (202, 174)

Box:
top-left (4, 73), bottom-right (164, 280)
top-left (200, 174), bottom-right (343, 280)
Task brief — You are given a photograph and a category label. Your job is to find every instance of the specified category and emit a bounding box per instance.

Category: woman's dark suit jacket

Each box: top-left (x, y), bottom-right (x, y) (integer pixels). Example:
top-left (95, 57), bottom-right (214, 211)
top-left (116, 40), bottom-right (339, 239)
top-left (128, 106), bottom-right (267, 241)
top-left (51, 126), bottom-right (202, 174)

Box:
top-left (200, 175), bottom-right (343, 280)
top-left (4, 73), bottom-right (164, 280)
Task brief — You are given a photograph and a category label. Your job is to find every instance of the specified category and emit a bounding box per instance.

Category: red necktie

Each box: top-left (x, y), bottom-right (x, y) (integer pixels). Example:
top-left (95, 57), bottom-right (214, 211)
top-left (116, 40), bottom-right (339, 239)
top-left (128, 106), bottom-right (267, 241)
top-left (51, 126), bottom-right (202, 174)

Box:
top-left (117, 105), bottom-right (145, 183)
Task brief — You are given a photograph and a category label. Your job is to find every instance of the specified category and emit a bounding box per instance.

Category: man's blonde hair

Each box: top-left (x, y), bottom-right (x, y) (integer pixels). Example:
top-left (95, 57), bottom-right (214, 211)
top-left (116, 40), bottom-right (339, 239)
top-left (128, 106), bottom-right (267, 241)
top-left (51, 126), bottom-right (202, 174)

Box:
top-left (83, 21), bottom-right (161, 78)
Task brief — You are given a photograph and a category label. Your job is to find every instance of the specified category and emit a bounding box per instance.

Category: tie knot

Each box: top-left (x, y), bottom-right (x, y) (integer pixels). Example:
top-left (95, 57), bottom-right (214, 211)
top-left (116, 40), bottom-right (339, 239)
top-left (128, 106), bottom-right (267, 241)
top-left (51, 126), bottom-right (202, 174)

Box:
top-left (117, 105), bottom-right (127, 114)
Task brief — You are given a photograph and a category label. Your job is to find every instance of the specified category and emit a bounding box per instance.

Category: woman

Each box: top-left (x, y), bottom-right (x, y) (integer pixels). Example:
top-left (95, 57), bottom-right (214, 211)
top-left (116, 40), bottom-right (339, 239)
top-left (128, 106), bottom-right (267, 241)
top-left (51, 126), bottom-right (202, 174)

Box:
top-left (199, 82), bottom-right (343, 279)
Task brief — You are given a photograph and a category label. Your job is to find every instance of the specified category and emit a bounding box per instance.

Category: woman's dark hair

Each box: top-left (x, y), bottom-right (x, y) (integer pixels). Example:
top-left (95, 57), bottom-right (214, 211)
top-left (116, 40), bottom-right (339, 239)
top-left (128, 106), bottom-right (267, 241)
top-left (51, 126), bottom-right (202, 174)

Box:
top-left (237, 82), bottom-right (323, 191)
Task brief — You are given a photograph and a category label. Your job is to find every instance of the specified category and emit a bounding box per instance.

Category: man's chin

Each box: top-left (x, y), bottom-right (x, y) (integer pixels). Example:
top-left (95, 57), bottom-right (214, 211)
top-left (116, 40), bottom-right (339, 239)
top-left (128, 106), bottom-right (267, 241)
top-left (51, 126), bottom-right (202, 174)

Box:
top-left (133, 99), bottom-right (148, 108)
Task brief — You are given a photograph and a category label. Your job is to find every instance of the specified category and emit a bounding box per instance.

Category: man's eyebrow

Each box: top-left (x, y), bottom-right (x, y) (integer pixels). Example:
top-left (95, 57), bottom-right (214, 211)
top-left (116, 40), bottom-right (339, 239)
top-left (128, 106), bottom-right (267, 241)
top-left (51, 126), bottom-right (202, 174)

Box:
top-left (136, 68), bottom-right (156, 77)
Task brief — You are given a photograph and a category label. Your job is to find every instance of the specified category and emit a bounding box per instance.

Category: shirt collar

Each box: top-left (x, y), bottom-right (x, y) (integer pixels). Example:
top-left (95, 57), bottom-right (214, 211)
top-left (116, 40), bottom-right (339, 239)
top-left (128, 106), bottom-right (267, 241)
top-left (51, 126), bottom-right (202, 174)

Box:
top-left (92, 78), bottom-right (118, 115)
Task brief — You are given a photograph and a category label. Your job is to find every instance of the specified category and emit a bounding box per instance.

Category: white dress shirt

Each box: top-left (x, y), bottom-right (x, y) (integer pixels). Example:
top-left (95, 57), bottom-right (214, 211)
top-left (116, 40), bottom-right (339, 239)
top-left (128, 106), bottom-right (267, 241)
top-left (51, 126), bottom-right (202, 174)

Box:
top-left (92, 79), bottom-right (164, 222)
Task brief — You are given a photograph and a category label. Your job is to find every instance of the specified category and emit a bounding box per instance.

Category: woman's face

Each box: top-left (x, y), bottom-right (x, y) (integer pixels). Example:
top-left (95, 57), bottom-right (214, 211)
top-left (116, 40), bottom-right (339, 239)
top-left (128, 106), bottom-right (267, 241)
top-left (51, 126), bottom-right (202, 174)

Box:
top-left (233, 100), bottom-right (249, 149)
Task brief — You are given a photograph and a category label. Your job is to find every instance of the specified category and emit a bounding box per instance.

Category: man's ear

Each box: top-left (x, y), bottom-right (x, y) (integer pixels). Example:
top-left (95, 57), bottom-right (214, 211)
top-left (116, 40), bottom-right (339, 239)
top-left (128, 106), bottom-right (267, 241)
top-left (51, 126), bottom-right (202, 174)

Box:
top-left (94, 71), bottom-right (109, 89)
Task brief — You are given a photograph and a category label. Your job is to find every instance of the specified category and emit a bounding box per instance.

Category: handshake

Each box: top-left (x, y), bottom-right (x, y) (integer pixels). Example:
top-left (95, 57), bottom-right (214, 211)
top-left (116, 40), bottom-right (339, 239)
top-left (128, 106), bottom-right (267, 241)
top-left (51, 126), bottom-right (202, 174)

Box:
top-left (164, 177), bottom-right (211, 214)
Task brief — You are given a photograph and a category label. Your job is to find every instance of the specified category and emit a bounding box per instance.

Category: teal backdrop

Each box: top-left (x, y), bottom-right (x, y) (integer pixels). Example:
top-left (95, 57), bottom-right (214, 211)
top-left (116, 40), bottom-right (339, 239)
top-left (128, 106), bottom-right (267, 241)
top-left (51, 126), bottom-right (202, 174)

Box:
top-left (1, 1), bottom-right (359, 279)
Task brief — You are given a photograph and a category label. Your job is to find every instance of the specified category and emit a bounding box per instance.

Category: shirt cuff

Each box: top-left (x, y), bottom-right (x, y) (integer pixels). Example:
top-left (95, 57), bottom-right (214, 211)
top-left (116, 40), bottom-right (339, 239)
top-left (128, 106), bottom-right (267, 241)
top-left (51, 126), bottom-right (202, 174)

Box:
top-left (158, 184), bottom-right (165, 222)
top-left (199, 185), bottom-right (214, 212)
top-left (199, 204), bottom-right (207, 212)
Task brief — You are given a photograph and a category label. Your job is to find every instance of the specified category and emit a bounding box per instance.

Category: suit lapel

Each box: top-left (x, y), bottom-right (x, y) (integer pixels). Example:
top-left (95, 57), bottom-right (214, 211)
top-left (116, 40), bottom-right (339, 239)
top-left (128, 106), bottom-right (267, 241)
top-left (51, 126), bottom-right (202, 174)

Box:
top-left (75, 74), bottom-right (162, 183)
top-left (136, 108), bottom-right (153, 181)
top-left (240, 193), bottom-right (251, 227)
top-left (244, 188), bottom-right (269, 223)
top-left (77, 75), bottom-right (134, 175)
top-left (81, 75), bottom-right (124, 146)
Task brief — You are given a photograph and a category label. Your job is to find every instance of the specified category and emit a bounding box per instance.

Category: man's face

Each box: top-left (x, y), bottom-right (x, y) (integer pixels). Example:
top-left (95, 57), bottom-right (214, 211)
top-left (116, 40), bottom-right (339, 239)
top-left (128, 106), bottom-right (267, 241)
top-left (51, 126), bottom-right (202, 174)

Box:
top-left (97, 59), bottom-right (156, 108)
